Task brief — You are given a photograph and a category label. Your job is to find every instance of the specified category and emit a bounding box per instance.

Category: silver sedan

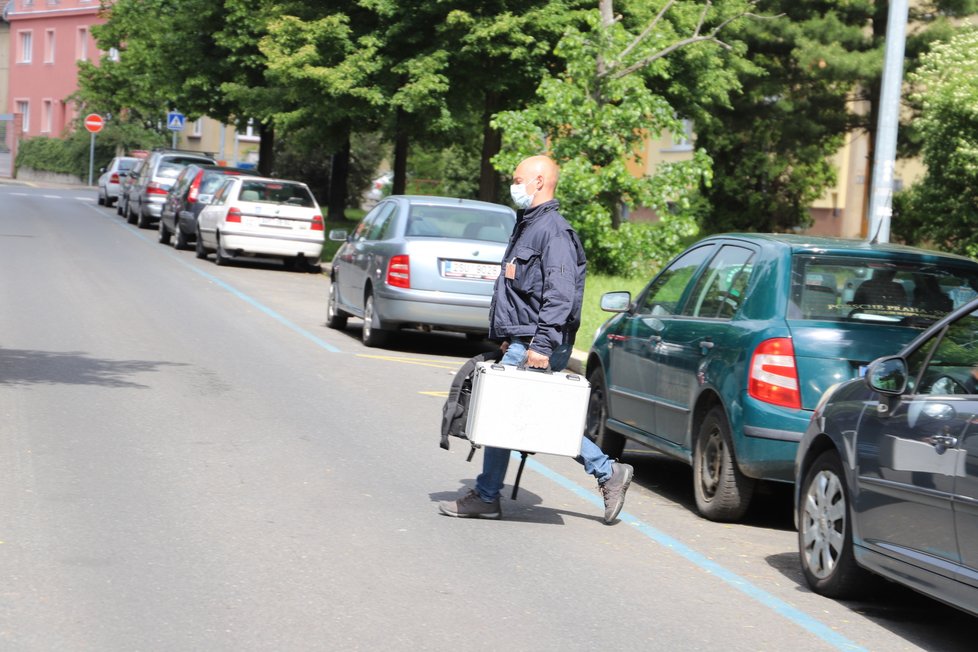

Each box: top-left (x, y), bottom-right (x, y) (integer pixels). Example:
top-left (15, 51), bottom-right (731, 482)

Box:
top-left (327, 195), bottom-right (515, 347)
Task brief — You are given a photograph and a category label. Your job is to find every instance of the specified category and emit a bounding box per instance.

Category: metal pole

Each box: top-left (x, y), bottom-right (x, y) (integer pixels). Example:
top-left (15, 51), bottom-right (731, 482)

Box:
top-left (172, 130), bottom-right (177, 149)
top-left (866, 0), bottom-right (909, 244)
top-left (88, 131), bottom-right (95, 186)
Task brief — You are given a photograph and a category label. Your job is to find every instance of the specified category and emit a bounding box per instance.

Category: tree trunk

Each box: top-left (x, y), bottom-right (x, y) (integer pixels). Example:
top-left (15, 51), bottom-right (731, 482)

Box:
top-left (392, 112), bottom-right (409, 196)
top-left (257, 122), bottom-right (275, 176)
top-left (478, 91), bottom-right (502, 202)
top-left (327, 132), bottom-right (351, 220)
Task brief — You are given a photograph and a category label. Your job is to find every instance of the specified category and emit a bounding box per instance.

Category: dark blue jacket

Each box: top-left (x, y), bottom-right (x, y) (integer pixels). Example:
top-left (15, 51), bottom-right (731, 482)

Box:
top-left (488, 199), bottom-right (587, 357)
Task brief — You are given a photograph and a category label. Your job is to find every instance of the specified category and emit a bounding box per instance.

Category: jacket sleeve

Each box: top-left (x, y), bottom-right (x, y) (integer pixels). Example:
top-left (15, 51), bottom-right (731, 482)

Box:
top-left (531, 229), bottom-right (578, 357)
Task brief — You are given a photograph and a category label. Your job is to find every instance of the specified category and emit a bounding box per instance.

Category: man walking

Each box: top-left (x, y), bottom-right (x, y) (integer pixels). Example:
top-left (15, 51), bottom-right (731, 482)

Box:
top-left (439, 155), bottom-right (633, 524)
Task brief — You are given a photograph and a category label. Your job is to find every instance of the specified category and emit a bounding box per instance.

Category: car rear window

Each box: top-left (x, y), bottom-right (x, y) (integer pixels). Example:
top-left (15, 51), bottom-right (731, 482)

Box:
top-left (405, 206), bottom-right (514, 242)
top-left (201, 171), bottom-right (239, 194)
top-left (239, 180), bottom-right (316, 207)
top-left (118, 159), bottom-right (136, 171)
top-left (790, 254), bottom-right (978, 328)
top-left (157, 157), bottom-right (212, 179)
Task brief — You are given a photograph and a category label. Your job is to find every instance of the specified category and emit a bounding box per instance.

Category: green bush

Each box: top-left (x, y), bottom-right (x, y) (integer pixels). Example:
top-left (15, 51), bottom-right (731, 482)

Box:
top-left (15, 121), bottom-right (165, 179)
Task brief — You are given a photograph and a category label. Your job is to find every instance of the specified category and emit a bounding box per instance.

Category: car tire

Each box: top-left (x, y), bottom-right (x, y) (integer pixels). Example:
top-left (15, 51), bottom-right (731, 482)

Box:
top-left (326, 280), bottom-right (348, 330)
top-left (106, 197), bottom-right (116, 208)
top-left (214, 234), bottom-right (232, 266)
top-left (195, 228), bottom-right (208, 260)
top-left (97, 191), bottom-right (105, 206)
top-left (173, 223), bottom-right (189, 250)
top-left (117, 200), bottom-right (125, 217)
top-left (136, 204), bottom-right (151, 229)
top-left (798, 450), bottom-right (871, 598)
top-left (693, 406), bottom-right (755, 522)
top-left (361, 291), bottom-right (388, 348)
top-left (585, 366), bottom-right (625, 459)
top-left (126, 202), bottom-right (137, 225)
top-left (158, 218), bottom-right (171, 245)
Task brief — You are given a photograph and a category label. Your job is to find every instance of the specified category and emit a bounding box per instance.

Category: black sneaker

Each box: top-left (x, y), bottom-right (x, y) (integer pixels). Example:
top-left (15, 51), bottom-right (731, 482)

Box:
top-left (599, 462), bottom-right (634, 524)
top-left (439, 489), bottom-right (502, 519)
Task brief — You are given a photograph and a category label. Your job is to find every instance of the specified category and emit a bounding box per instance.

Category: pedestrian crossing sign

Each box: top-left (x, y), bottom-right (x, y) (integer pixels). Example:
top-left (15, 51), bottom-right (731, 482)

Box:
top-left (167, 111), bottom-right (185, 131)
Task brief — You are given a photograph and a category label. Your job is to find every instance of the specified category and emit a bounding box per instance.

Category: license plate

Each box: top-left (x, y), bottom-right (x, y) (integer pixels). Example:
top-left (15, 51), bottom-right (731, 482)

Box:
top-left (258, 217), bottom-right (292, 228)
top-left (442, 260), bottom-right (500, 280)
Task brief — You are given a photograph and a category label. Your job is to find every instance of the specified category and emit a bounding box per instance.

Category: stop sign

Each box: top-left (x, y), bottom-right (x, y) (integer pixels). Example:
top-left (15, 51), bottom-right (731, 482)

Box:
top-left (84, 113), bottom-right (104, 133)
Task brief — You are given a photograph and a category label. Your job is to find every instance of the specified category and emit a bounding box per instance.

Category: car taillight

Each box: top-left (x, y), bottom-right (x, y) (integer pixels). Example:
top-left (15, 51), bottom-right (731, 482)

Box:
top-left (110, 172), bottom-right (120, 183)
top-left (188, 172), bottom-right (203, 203)
top-left (147, 182), bottom-right (168, 196)
top-left (748, 337), bottom-right (801, 409)
top-left (386, 255), bottom-right (410, 289)
top-left (310, 215), bottom-right (324, 231)
top-left (226, 207), bottom-right (242, 223)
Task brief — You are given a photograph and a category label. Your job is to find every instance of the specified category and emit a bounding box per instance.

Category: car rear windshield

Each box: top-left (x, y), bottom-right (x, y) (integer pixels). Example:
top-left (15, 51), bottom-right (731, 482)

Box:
top-left (158, 157), bottom-right (213, 179)
top-left (239, 180), bottom-right (316, 207)
top-left (118, 159), bottom-right (136, 171)
top-left (790, 254), bottom-right (978, 328)
top-left (405, 206), bottom-right (514, 242)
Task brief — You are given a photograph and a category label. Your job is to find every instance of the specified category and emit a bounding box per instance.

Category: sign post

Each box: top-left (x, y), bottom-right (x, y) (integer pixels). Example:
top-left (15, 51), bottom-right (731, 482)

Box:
top-left (166, 111), bottom-right (185, 148)
top-left (83, 113), bottom-right (104, 186)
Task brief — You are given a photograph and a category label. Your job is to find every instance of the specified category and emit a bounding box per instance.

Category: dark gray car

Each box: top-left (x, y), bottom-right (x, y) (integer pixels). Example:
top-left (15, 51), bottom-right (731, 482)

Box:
top-left (127, 150), bottom-right (216, 229)
top-left (795, 295), bottom-right (978, 616)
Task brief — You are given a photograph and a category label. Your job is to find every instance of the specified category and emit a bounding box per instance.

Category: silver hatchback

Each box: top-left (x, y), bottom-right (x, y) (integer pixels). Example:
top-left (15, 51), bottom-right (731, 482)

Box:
top-left (327, 195), bottom-right (515, 347)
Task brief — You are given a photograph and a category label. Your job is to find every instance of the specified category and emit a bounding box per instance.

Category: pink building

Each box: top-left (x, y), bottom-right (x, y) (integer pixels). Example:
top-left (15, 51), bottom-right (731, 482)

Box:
top-left (6, 0), bottom-right (108, 138)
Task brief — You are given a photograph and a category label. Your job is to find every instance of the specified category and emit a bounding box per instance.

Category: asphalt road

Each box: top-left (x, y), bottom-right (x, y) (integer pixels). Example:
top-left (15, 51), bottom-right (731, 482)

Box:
top-left (1, 183), bottom-right (974, 651)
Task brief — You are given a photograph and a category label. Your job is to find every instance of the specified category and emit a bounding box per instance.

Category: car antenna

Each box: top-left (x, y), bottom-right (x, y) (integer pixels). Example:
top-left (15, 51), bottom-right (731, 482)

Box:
top-left (868, 216), bottom-right (885, 245)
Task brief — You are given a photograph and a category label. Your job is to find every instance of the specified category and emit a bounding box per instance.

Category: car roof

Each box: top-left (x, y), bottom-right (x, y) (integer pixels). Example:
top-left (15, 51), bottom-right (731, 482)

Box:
top-left (386, 194), bottom-right (514, 214)
top-left (700, 233), bottom-right (978, 265)
top-left (234, 175), bottom-right (307, 185)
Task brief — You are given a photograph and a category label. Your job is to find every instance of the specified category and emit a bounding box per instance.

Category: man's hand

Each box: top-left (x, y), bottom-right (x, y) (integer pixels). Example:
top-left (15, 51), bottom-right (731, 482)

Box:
top-left (526, 349), bottom-right (550, 369)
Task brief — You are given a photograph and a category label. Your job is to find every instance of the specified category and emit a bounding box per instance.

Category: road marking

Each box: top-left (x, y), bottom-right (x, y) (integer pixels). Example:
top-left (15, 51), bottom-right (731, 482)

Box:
top-left (419, 391), bottom-right (448, 398)
top-left (84, 202), bottom-right (341, 353)
top-left (523, 454), bottom-right (867, 652)
top-left (356, 354), bottom-right (459, 370)
top-left (43, 194), bottom-right (61, 199)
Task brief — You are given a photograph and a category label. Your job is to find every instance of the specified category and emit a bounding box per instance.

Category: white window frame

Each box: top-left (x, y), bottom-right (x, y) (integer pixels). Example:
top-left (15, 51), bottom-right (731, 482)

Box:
top-left (44, 29), bottom-right (55, 64)
top-left (77, 26), bottom-right (89, 62)
top-left (16, 100), bottom-right (30, 133)
top-left (238, 118), bottom-right (260, 142)
top-left (190, 119), bottom-right (203, 138)
top-left (107, 47), bottom-right (120, 62)
top-left (41, 100), bottom-right (53, 133)
top-left (19, 30), bottom-right (33, 64)
top-left (662, 118), bottom-right (695, 153)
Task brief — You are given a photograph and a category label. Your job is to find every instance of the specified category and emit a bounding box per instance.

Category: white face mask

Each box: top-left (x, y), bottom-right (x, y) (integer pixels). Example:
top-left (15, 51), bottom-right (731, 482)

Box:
top-left (510, 180), bottom-right (537, 209)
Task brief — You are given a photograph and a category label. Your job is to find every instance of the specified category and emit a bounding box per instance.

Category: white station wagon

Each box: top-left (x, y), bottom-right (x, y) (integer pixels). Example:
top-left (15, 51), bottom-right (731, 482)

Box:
top-left (196, 175), bottom-right (325, 269)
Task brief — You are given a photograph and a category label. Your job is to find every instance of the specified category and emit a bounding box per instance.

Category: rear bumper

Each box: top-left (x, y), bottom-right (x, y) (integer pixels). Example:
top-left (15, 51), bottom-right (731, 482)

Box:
top-left (736, 394), bottom-right (810, 482)
top-left (220, 229), bottom-right (324, 259)
top-left (374, 285), bottom-right (491, 332)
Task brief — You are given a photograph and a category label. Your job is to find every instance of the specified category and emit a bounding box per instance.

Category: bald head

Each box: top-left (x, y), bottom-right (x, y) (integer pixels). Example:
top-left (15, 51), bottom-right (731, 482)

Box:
top-left (512, 155), bottom-right (559, 208)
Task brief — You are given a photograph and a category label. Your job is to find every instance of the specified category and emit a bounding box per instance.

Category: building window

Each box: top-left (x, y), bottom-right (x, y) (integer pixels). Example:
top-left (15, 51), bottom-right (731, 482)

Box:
top-left (42, 100), bottom-right (53, 133)
top-left (662, 118), bottom-right (694, 153)
top-left (107, 47), bottom-right (120, 62)
top-left (19, 31), bottom-right (33, 64)
top-left (238, 118), bottom-right (259, 142)
top-left (44, 29), bottom-right (55, 63)
top-left (191, 119), bottom-right (203, 138)
top-left (77, 27), bottom-right (89, 61)
top-left (17, 101), bottom-right (30, 133)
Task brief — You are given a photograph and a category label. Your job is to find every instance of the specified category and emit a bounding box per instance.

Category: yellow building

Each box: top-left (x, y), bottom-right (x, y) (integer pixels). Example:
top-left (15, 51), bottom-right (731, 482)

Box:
top-left (170, 116), bottom-right (260, 168)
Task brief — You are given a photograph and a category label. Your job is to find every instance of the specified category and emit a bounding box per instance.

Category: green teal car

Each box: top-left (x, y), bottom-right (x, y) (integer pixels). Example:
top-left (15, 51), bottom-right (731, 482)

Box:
top-left (585, 234), bottom-right (978, 522)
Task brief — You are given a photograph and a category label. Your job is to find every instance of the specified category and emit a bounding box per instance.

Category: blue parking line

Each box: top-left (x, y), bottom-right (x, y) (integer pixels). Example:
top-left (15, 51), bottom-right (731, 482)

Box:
top-left (108, 214), bottom-right (341, 353)
top-left (520, 453), bottom-right (867, 652)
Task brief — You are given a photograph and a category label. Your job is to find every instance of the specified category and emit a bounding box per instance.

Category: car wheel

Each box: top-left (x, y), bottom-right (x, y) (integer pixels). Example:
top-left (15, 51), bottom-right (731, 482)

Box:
top-left (126, 202), bottom-right (137, 225)
top-left (158, 218), bottom-right (171, 245)
top-left (97, 191), bottom-right (105, 206)
top-left (195, 228), bottom-right (208, 260)
top-left (173, 223), bottom-right (189, 250)
top-left (106, 196), bottom-right (116, 208)
top-left (361, 291), bottom-right (388, 348)
top-left (214, 234), bottom-right (231, 266)
top-left (693, 406), bottom-right (755, 522)
top-left (117, 199), bottom-right (125, 216)
top-left (136, 204), bottom-right (151, 229)
top-left (326, 280), bottom-right (348, 330)
top-left (585, 366), bottom-right (625, 458)
top-left (798, 450), bottom-right (871, 598)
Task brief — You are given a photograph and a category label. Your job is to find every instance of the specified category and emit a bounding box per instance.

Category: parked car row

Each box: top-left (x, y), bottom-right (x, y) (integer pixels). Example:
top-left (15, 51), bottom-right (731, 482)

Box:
top-left (585, 233), bottom-right (978, 616)
top-left (105, 148), bottom-right (325, 270)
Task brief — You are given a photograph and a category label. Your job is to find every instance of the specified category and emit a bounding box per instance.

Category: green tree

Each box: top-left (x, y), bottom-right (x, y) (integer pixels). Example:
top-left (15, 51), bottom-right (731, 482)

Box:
top-left (894, 28), bottom-right (978, 256)
top-left (494, 0), bottom-right (755, 275)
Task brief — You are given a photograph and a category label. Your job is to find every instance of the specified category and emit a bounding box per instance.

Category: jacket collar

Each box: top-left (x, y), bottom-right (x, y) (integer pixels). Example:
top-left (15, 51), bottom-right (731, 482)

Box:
top-left (516, 198), bottom-right (560, 224)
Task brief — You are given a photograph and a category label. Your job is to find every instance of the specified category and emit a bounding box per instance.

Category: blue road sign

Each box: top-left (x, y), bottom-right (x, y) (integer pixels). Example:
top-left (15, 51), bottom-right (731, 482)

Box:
top-left (167, 111), bottom-right (185, 131)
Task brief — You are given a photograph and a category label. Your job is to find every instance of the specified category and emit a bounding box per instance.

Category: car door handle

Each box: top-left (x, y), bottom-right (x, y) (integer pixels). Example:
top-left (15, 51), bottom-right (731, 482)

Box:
top-left (648, 335), bottom-right (661, 343)
top-left (931, 434), bottom-right (958, 450)
top-left (699, 340), bottom-right (714, 352)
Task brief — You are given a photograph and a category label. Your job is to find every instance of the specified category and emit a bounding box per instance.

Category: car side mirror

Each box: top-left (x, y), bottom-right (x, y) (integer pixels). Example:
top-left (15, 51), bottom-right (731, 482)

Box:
top-left (600, 291), bottom-right (631, 313)
top-left (198, 194), bottom-right (213, 205)
top-left (329, 228), bottom-right (349, 242)
top-left (99, 167), bottom-right (106, 173)
top-left (866, 356), bottom-right (908, 396)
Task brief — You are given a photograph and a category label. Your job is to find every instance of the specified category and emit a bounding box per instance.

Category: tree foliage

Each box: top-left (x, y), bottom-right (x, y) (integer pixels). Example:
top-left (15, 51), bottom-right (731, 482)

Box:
top-left (894, 28), bottom-right (978, 256)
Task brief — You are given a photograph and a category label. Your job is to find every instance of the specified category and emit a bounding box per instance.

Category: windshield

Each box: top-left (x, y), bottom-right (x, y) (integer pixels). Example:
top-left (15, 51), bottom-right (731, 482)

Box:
top-left (238, 180), bottom-right (316, 207)
top-left (405, 206), bottom-right (514, 242)
top-left (790, 254), bottom-right (978, 328)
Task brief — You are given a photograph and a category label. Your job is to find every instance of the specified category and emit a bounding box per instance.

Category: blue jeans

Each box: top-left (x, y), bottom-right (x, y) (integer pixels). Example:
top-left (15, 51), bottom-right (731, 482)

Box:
top-left (474, 339), bottom-right (615, 502)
